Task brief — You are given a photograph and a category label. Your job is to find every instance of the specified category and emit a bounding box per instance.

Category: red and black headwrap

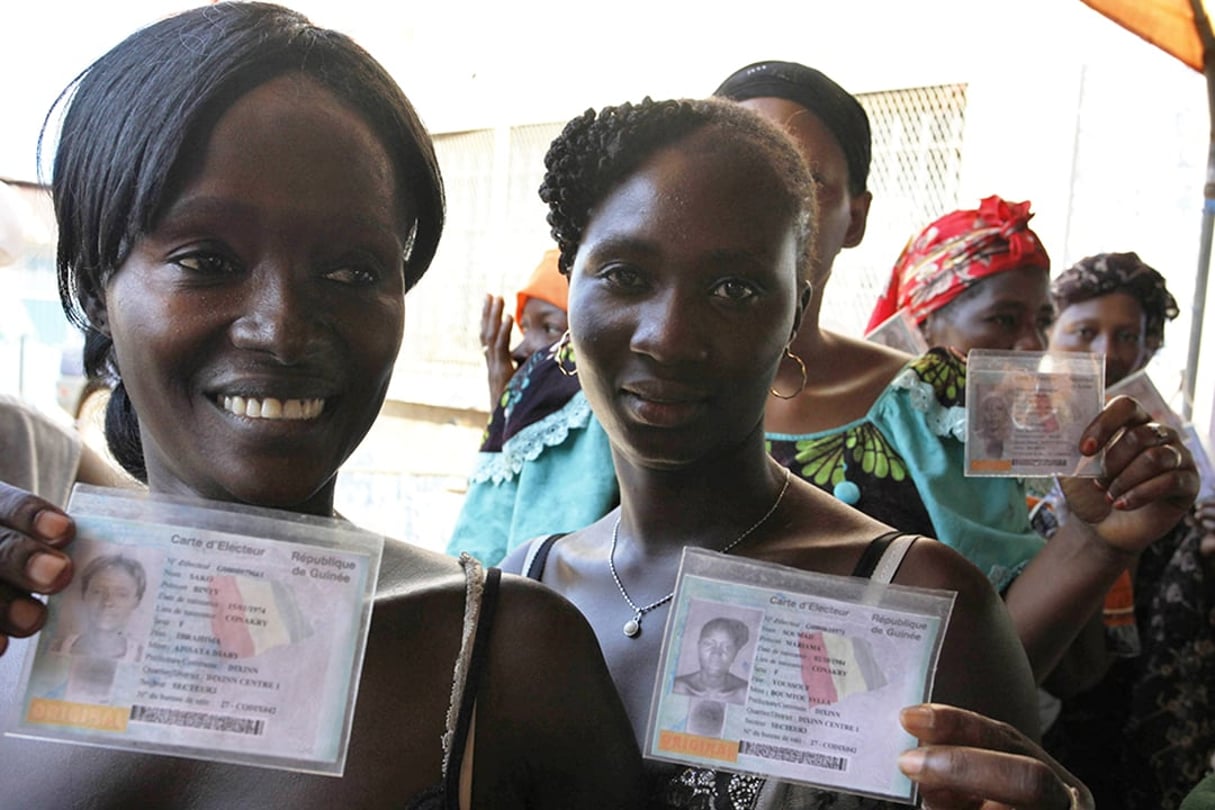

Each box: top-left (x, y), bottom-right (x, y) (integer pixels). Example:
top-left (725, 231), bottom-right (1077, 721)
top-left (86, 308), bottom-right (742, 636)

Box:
top-left (867, 195), bottom-right (1051, 331)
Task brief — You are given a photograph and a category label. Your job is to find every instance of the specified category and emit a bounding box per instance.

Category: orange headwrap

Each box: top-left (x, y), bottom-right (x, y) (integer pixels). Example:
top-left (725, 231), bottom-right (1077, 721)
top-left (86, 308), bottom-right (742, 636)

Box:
top-left (515, 249), bottom-right (567, 324)
top-left (867, 195), bottom-right (1050, 332)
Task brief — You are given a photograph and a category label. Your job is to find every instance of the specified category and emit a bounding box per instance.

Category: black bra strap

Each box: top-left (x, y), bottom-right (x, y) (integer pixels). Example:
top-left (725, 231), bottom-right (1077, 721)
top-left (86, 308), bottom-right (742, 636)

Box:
top-left (851, 530), bottom-right (905, 578)
top-left (524, 533), bottom-right (567, 580)
top-left (443, 567), bottom-right (502, 806)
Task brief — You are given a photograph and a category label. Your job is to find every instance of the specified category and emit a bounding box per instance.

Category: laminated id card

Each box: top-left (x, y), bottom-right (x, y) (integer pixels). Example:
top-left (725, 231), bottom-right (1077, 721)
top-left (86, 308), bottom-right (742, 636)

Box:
top-left (1107, 370), bottom-right (1182, 429)
top-left (8, 485), bottom-right (383, 775)
top-left (1107, 371), bottom-right (1215, 498)
top-left (644, 549), bottom-right (954, 805)
top-left (1181, 424), bottom-right (1215, 501)
top-left (965, 350), bottom-right (1104, 477)
top-left (864, 308), bottom-right (929, 356)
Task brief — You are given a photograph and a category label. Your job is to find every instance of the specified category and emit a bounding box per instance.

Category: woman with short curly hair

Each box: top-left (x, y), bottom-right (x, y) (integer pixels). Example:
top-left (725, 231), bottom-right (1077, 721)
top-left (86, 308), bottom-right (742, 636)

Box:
top-left (505, 95), bottom-right (1081, 809)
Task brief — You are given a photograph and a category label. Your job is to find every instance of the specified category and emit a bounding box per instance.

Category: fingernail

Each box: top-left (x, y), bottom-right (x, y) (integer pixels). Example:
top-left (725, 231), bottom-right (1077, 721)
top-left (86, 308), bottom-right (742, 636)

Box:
top-left (897, 749), bottom-right (926, 776)
top-left (9, 599), bottom-right (42, 633)
top-left (34, 510), bottom-right (71, 540)
top-left (900, 705), bottom-right (934, 729)
top-left (26, 553), bottom-right (67, 589)
top-left (1081, 437), bottom-right (1098, 455)
top-left (1114, 496), bottom-right (1129, 510)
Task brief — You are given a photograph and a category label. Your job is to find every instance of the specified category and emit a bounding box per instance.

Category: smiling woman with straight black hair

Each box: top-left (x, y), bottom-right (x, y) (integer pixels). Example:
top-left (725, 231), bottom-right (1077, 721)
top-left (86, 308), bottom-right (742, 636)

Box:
top-left (0, 4), bottom-right (641, 808)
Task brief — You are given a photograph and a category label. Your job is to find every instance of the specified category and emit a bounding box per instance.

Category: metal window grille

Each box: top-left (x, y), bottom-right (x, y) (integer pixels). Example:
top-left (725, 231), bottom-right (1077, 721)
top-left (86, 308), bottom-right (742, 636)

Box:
top-left (820, 83), bottom-right (968, 336)
top-left (393, 123), bottom-right (564, 410)
top-left (403, 85), bottom-right (968, 409)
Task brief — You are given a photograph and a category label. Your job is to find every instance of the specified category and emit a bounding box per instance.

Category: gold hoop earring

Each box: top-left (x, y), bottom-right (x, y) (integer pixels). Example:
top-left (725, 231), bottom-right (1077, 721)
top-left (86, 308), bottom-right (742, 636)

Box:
top-left (769, 346), bottom-right (806, 400)
top-left (553, 330), bottom-right (578, 377)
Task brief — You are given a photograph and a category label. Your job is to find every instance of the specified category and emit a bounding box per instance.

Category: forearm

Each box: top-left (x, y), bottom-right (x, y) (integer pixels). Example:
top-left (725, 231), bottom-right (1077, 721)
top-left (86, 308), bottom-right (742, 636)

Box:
top-left (1004, 519), bottom-right (1135, 684)
top-left (1039, 610), bottom-right (1109, 697)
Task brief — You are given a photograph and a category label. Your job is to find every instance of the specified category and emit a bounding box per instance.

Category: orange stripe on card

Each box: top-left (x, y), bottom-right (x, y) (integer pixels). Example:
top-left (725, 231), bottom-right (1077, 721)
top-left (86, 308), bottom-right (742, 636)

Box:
top-left (26, 698), bottom-right (129, 732)
top-left (657, 731), bottom-right (739, 762)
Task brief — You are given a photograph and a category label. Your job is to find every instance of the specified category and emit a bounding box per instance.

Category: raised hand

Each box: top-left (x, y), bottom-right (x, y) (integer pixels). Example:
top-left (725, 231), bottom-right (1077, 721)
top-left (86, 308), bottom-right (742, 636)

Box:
top-left (1059, 395), bottom-right (1197, 555)
top-left (480, 293), bottom-right (516, 408)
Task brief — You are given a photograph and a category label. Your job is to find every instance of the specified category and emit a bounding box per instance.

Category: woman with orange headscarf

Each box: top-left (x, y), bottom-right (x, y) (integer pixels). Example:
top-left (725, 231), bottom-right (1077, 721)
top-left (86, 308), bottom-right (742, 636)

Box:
top-left (479, 249), bottom-right (571, 408)
top-left (452, 251), bottom-right (618, 566)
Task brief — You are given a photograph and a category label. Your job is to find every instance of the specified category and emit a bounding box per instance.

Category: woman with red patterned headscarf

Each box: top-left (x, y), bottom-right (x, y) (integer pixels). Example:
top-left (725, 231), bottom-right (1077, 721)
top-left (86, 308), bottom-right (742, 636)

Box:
top-left (868, 195), bottom-right (1055, 352)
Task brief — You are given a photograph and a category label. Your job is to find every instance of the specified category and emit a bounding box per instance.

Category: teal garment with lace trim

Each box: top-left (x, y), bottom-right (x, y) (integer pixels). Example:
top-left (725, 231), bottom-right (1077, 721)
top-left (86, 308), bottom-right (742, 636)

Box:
top-left (447, 389), bottom-right (618, 566)
top-left (452, 348), bottom-right (1044, 586)
top-left (767, 348), bottom-right (1044, 591)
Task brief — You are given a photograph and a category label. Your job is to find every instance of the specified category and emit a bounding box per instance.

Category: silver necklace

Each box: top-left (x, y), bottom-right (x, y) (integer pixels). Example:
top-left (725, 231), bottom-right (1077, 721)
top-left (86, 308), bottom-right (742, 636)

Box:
top-left (609, 467), bottom-right (791, 638)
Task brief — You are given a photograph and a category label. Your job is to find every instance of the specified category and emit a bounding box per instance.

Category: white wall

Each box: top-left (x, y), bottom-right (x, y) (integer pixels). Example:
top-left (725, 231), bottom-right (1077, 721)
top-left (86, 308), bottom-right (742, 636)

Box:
top-left (4, 0), bottom-right (1213, 443)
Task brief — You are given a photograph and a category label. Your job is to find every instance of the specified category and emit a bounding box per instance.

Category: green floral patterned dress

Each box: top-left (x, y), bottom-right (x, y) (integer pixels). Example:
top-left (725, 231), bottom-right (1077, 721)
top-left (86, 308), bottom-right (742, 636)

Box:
top-left (766, 348), bottom-right (1043, 591)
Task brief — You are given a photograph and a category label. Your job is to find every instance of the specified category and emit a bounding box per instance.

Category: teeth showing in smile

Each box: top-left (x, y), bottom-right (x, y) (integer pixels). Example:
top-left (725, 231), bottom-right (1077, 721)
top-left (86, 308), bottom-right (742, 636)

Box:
top-left (220, 395), bottom-right (325, 421)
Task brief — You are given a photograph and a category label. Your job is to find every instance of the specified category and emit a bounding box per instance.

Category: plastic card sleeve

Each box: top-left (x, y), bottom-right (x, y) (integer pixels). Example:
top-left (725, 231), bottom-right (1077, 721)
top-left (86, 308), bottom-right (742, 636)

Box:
top-left (7, 484), bottom-right (384, 776)
top-left (1107, 370), bottom-right (1183, 429)
top-left (1181, 424), bottom-right (1215, 502)
top-left (863, 308), bottom-right (929, 357)
top-left (643, 548), bottom-right (955, 805)
top-left (1108, 371), bottom-right (1215, 498)
top-left (965, 349), bottom-right (1104, 478)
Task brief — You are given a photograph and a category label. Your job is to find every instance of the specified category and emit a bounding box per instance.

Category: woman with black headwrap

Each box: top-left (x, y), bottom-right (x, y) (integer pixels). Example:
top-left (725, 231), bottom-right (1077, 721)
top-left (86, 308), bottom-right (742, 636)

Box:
top-left (1042, 252), bottom-right (1214, 810)
top-left (1050, 251), bottom-right (1179, 385)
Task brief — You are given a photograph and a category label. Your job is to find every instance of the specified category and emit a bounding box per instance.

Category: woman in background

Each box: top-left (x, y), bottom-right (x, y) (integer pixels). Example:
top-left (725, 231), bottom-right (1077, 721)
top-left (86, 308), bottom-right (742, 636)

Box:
top-left (718, 62), bottom-right (1193, 695)
top-left (452, 252), bottom-right (618, 565)
top-left (1049, 251), bottom-right (1178, 383)
top-left (868, 195), bottom-right (1055, 353)
top-left (479, 249), bottom-right (570, 408)
top-left (1043, 252), bottom-right (1213, 810)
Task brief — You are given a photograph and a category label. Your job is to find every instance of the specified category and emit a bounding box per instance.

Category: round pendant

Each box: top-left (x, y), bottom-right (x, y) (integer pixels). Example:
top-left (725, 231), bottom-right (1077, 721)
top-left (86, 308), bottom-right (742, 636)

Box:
top-left (832, 479), bottom-right (861, 506)
top-left (623, 618), bottom-right (641, 638)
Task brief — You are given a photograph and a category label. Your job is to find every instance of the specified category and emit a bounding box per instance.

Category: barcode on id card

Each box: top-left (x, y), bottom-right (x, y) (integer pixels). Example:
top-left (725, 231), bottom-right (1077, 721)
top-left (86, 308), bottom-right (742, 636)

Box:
top-left (130, 704), bottom-right (265, 736)
top-left (739, 740), bottom-right (848, 771)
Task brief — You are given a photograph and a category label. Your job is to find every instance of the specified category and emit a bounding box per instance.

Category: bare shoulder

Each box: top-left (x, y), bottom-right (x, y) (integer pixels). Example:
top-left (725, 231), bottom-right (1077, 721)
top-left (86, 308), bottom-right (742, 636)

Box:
top-left (474, 573), bottom-right (645, 807)
top-left (774, 481), bottom-right (894, 559)
top-left (894, 536), bottom-right (999, 598)
top-left (492, 572), bottom-right (601, 651)
top-left (895, 537), bottom-right (1039, 734)
top-left (367, 540), bottom-right (470, 651)
top-left (484, 572), bottom-right (620, 707)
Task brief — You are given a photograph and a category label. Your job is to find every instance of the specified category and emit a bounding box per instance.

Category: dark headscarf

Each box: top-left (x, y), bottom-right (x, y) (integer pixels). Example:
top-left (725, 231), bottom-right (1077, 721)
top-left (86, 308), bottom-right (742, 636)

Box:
top-left (1051, 252), bottom-right (1179, 343)
top-left (714, 60), bottom-right (871, 194)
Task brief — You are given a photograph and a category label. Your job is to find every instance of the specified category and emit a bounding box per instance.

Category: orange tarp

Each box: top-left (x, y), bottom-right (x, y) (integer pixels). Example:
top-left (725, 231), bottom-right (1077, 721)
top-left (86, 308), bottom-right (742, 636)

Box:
top-left (1081, 0), bottom-right (1212, 72)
